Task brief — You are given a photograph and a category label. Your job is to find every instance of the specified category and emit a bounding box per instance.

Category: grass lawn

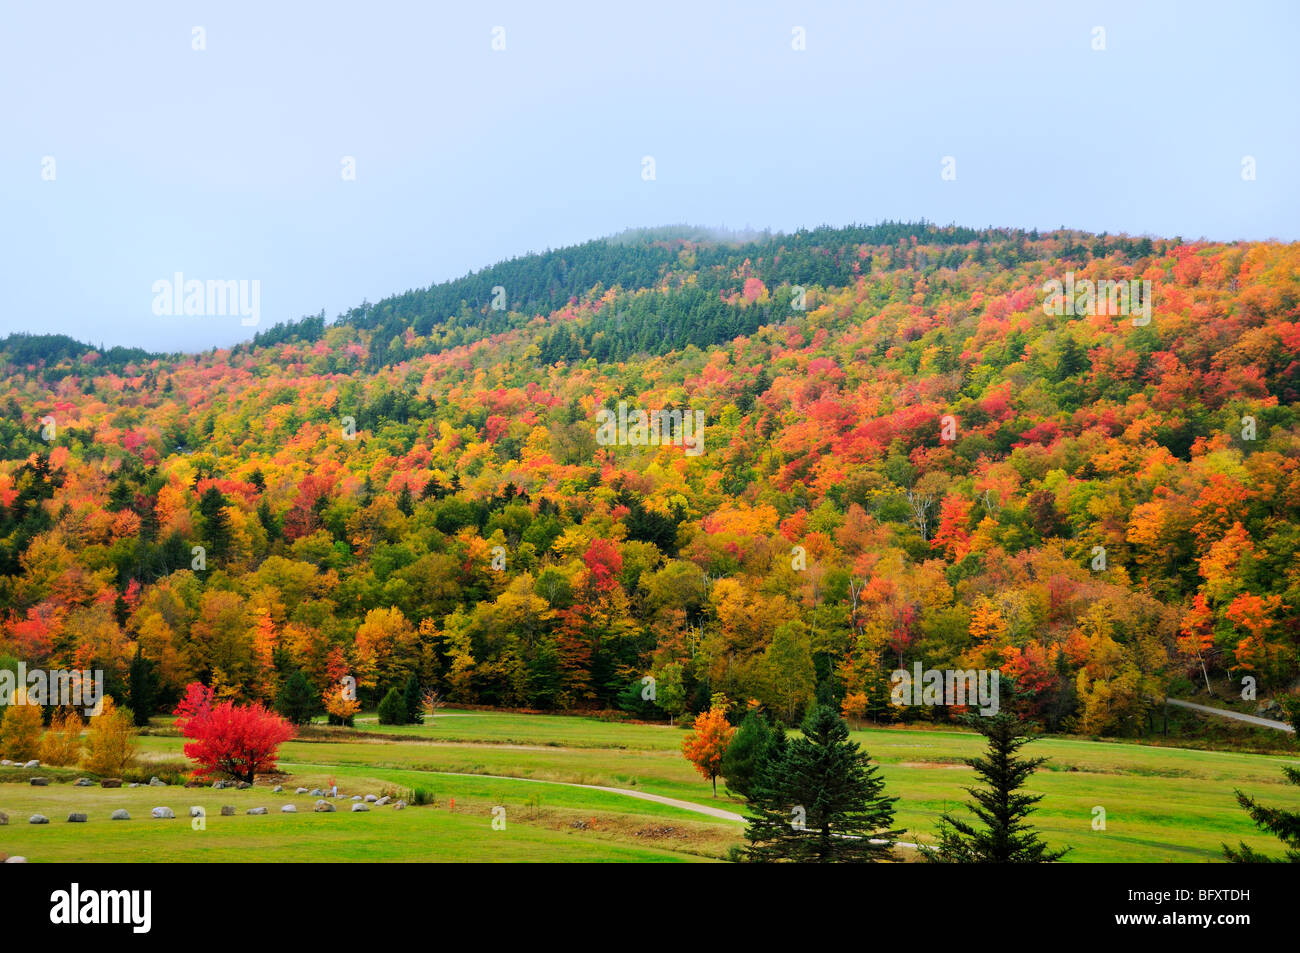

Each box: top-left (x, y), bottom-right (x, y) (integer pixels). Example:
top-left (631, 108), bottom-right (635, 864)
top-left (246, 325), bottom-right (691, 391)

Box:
top-left (2, 708), bottom-right (1297, 862)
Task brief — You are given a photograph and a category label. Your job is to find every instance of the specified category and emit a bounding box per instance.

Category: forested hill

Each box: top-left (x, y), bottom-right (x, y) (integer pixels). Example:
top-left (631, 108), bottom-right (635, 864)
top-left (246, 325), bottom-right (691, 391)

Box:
top-left (1, 223), bottom-right (1298, 738)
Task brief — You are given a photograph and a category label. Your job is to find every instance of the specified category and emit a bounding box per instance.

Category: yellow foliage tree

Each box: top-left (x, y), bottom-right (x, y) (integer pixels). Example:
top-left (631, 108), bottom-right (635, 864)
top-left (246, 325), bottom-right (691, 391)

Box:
top-left (82, 696), bottom-right (137, 776)
top-left (39, 708), bottom-right (85, 766)
top-left (0, 689), bottom-right (44, 762)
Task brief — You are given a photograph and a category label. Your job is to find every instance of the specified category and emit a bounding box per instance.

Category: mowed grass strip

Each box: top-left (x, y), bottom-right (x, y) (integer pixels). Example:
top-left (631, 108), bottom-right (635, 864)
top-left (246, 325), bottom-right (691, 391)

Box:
top-left (6, 709), bottom-right (1299, 862)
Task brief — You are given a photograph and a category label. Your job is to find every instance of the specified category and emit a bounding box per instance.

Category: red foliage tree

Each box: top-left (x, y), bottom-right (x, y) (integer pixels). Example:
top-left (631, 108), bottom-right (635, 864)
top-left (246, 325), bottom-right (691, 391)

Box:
top-left (173, 682), bottom-right (296, 783)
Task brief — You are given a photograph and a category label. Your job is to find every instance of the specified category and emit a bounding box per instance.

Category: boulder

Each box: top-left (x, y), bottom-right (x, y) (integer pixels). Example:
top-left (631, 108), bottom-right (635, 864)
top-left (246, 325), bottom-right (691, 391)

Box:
top-left (189, 807), bottom-right (205, 818)
top-left (375, 796), bottom-right (391, 806)
top-left (351, 795), bottom-right (363, 801)
top-left (129, 782), bottom-right (141, 788)
top-left (4, 856), bottom-right (27, 863)
top-left (101, 778), bottom-right (122, 788)
top-left (29, 777), bottom-right (49, 786)
top-left (184, 780), bottom-right (205, 788)
top-left (247, 807), bottom-right (268, 815)
top-left (0, 811), bottom-right (8, 825)
top-left (74, 778), bottom-right (94, 787)
top-left (272, 785), bottom-right (283, 793)
top-left (66, 813), bottom-right (87, 823)
top-left (151, 807), bottom-right (175, 820)
top-left (148, 777), bottom-right (165, 787)
top-left (281, 804), bottom-right (296, 813)
top-left (313, 800), bottom-right (335, 813)
top-left (235, 781), bottom-right (252, 790)
top-left (295, 787), bottom-right (309, 794)
top-left (364, 794), bottom-right (378, 803)
top-left (110, 810), bottom-right (130, 821)
top-left (29, 814), bottom-right (49, 824)
top-left (23, 760), bottom-right (39, 769)
top-left (393, 800), bottom-right (406, 811)
top-left (310, 788), bottom-right (324, 797)
top-left (0, 759), bottom-right (11, 765)
top-left (351, 802), bottom-right (369, 812)
top-left (220, 806), bottom-right (236, 816)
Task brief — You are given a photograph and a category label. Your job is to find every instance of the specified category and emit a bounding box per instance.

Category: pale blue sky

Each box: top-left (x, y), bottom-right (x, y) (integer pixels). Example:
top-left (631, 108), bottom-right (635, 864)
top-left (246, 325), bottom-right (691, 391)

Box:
top-left (1, 0), bottom-right (1296, 352)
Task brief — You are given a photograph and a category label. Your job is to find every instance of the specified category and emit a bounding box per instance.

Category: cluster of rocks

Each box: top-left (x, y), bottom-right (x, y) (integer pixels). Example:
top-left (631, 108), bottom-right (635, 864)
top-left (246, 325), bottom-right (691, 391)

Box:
top-left (0, 760), bottom-right (41, 769)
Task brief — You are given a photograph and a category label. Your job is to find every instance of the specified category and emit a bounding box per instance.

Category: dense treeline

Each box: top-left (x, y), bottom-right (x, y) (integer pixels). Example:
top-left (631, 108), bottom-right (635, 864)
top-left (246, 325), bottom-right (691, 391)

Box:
top-left (0, 225), bottom-right (1297, 737)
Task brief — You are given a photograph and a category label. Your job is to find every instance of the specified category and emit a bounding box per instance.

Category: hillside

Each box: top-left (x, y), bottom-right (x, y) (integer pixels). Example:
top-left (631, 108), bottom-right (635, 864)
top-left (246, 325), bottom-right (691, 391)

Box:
top-left (2, 223), bottom-right (1299, 738)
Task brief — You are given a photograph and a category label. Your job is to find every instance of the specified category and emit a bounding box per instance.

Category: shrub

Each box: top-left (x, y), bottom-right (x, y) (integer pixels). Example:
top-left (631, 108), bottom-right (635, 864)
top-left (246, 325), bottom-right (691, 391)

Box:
top-left (377, 687), bottom-right (406, 726)
top-left (0, 690), bottom-right (45, 762)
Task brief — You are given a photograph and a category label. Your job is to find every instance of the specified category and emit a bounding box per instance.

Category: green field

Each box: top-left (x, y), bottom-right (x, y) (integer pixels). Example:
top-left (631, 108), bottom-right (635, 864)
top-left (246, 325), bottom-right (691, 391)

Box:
top-left (2, 709), bottom-right (1297, 862)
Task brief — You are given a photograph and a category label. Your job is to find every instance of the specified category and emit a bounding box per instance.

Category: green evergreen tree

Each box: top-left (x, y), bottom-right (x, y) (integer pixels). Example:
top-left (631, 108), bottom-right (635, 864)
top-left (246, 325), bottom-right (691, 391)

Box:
top-left (377, 687), bottom-right (406, 726)
top-left (721, 709), bottom-right (774, 799)
top-left (403, 673), bottom-right (423, 725)
top-left (276, 669), bottom-right (318, 726)
top-left (125, 645), bottom-right (157, 728)
top-left (1223, 765), bottom-right (1300, 862)
top-left (744, 705), bottom-right (900, 862)
top-left (926, 713), bottom-right (1069, 863)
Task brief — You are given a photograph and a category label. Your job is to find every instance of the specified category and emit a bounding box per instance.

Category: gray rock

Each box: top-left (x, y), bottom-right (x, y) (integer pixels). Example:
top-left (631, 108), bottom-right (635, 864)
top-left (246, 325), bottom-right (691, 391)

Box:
top-left (151, 807), bottom-right (175, 820)
top-left (363, 794), bottom-right (378, 803)
top-left (0, 759), bottom-right (12, 765)
top-left (29, 814), bottom-right (49, 824)
top-left (220, 806), bottom-right (236, 816)
top-left (129, 782), bottom-right (141, 788)
top-left (74, 778), bottom-right (94, 787)
top-left (66, 813), bottom-right (87, 823)
top-left (295, 787), bottom-right (309, 794)
top-left (310, 788), bottom-right (324, 797)
top-left (313, 800), bottom-right (335, 813)
top-left (0, 810), bottom-right (7, 824)
top-left (101, 779), bottom-right (122, 788)
top-left (110, 809), bottom-right (130, 821)
top-left (272, 785), bottom-right (283, 793)
top-left (4, 856), bottom-right (27, 863)
top-left (351, 802), bottom-right (369, 812)
top-left (189, 806), bottom-right (205, 818)
top-left (236, 781), bottom-right (252, 790)
top-left (393, 800), bottom-right (406, 810)
top-left (247, 807), bottom-right (268, 815)
top-left (29, 777), bottom-right (49, 786)
top-left (351, 795), bottom-right (362, 801)
top-left (148, 778), bottom-right (166, 787)
top-left (281, 804), bottom-right (296, 813)
top-left (375, 796), bottom-right (391, 806)
top-left (23, 760), bottom-right (39, 769)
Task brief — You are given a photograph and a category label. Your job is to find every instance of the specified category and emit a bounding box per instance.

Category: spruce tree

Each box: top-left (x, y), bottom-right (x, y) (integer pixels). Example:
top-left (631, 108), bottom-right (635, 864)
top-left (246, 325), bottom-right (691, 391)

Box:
top-left (403, 674), bottom-right (423, 725)
top-left (926, 713), bottom-right (1069, 863)
top-left (276, 669), bottom-right (318, 726)
top-left (744, 705), bottom-right (900, 862)
top-left (721, 710), bottom-right (774, 799)
top-left (1223, 765), bottom-right (1300, 862)
top-left (377, 687), bottom-right (406, 726)
top-left (126, 646), bottom-right (157, 728)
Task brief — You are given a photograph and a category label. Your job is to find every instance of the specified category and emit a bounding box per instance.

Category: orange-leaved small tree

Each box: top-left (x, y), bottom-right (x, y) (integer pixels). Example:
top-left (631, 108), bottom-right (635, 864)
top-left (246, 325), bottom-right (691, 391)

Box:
top-left (682, 706), bottom-right (735, 796)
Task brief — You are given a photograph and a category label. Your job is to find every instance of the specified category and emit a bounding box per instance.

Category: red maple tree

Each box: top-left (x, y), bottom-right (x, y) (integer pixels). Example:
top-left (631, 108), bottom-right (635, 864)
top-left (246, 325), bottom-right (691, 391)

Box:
top-left (174, 682), bottom-right (296, 783)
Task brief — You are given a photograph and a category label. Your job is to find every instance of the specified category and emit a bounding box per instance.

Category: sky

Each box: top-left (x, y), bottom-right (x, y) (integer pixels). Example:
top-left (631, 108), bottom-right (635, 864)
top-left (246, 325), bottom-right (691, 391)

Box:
top-left (1, 0), bottom-right (1297, 353)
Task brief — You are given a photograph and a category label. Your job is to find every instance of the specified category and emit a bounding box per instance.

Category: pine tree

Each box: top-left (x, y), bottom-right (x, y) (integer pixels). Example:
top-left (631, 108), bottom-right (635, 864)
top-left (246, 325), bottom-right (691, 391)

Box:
top-left (744, 705), bottom-right (901, 862)
top-left (721, 709), bottom-right (774, 799)
top-left (1223, 765), bottom-right (1300, 862)
top-left (126, 645), bottom-right (157, 728)
top-left (377, 687), bottom-right (406, 726)
top-left (276, 669), bottom-right (318, 726)
top-left (402, 674), bottom-right (422, 725)
top-left (926, 713), bottom-right (1069, 863)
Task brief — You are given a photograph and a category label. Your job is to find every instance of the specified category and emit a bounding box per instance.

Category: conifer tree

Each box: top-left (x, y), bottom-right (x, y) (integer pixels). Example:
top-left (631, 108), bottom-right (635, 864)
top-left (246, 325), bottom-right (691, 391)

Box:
top-left (1223, 765), bottom-right (1300, 863)
top-left (926, 713), bottom-right (1069, 863)
top-left (744, 705), bottom-right (900, 862)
